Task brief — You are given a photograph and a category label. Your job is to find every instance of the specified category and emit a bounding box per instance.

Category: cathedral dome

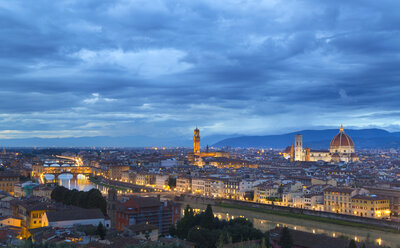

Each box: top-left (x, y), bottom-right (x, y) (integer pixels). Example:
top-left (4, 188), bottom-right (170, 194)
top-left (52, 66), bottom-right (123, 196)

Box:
top-left (330, 125), bottom-right (355, 153)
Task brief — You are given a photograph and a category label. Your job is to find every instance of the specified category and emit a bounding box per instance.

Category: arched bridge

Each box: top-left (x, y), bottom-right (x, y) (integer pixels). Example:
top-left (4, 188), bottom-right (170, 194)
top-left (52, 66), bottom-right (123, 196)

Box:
top-left (32, 164), bottom-right (93, 180)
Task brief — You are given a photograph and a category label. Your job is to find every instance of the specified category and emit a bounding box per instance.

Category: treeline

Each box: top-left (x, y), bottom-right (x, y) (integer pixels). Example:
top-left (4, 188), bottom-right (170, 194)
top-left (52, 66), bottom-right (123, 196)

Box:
top-left (50, 186), bottom-right (106, 214)
top-left (169, 205), bottom-right (270, 248)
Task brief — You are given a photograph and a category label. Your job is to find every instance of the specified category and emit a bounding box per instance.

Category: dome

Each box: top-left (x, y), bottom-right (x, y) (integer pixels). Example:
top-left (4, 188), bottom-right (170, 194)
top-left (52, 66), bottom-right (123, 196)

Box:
top-left (330, 125), bottom-right (355, 153)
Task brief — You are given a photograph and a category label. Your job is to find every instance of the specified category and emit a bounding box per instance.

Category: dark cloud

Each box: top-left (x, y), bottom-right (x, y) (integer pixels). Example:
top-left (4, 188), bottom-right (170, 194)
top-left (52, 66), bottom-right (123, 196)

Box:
top-left (0, 0), bottom-right (399, 141)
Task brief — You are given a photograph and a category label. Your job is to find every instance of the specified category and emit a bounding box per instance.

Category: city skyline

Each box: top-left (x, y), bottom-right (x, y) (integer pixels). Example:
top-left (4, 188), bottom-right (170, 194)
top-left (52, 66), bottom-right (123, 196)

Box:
top-left (1, 1), bottom-right (399, 247)
top-left (1, 0), bottom-right (400, 143)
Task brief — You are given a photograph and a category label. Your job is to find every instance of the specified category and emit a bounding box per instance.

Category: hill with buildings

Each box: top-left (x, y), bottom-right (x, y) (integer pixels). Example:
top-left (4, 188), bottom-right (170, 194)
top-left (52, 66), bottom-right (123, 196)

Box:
top-left (213, 128), bottom-right (400, 149)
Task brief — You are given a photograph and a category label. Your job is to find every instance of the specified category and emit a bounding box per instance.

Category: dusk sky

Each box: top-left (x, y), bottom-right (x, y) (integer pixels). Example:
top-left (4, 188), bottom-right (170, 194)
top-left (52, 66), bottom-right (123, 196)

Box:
top-left (1, 0), bottom-right (400, 142)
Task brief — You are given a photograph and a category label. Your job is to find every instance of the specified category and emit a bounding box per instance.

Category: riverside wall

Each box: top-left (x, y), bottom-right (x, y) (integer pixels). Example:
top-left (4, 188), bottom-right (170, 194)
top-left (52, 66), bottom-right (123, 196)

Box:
top-left (178, 194), bottom-right (400, 231)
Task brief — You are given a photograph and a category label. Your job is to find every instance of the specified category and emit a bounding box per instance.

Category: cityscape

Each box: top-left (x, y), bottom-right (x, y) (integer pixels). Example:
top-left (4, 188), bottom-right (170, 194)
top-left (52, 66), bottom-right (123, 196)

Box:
top-left (1, 0), bottom-right (400, 248)
top-left (0, 126), bottom-right (398, 247)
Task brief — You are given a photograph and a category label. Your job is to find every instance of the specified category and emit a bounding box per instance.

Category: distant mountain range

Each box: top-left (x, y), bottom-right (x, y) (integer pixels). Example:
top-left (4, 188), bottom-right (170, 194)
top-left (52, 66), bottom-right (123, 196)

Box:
top-left (213, 128), bottom-right (400, 149)
top-left (1, 128), bottom-right (399, 149)
top-left (0, 134), bottom-right (236, 148)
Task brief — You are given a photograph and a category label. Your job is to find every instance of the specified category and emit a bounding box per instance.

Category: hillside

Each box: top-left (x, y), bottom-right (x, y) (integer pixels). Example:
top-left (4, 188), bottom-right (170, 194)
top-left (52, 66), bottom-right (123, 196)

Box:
top-left (213, 128), bottom-right (400, 149)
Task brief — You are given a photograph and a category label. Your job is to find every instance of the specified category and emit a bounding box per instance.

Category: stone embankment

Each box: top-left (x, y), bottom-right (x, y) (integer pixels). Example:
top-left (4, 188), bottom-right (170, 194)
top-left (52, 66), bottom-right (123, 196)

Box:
top-left (178, 194), bottom-right (400, 231)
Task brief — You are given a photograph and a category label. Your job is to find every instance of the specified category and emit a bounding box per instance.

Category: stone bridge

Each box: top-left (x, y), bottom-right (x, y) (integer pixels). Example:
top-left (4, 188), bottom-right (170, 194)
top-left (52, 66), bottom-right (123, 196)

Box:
top-left (32, 164), bottom-right (93, 179)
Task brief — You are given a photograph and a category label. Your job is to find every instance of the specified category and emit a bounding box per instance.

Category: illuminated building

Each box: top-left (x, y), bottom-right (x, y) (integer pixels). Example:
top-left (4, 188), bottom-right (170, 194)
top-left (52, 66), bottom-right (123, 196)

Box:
top-left (176, 177), bottom-right (191, 193)
top-left (0, 171), bottom-right (20, 196)
top-left (11, 197), bottom-right (56, 238)
top-left (193, 127), bottom-right (200, 154)
top-left (109, 165), bottom-right (130, 180)
top-left (187, 127), bottom-right (229, 166)
top-left (352, 194), bottom-right (391, 219)
top-left (254, 182), bottom-right (280, 203)
top-left (286, 125), bottom-right (360, 163)
top-left (323, 187), bottom-right (368, 214)
top-left (365, 187), bottom-right (400, 216)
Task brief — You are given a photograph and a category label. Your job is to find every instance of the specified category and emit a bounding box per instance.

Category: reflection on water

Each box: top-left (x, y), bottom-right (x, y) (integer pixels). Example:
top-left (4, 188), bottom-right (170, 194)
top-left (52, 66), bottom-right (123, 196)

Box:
top-left (44, 173), bottom-right (114, 195)
top-left (44, 174), bottom-right (95, 192)
top-left (184, 203), bottom-right (399, 247)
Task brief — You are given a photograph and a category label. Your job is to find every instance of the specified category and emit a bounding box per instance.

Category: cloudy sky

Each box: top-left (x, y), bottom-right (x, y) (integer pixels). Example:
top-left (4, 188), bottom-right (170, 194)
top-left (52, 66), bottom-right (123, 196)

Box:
top-left (0, 0), bottom-right (399, 143)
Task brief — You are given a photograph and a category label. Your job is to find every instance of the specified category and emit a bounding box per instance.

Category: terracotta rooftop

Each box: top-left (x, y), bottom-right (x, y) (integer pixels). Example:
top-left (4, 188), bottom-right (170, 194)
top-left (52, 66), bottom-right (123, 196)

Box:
top-left (46, 208), bottom-right (104, 222)
top-left (323, 187), bottom-right (354, 194)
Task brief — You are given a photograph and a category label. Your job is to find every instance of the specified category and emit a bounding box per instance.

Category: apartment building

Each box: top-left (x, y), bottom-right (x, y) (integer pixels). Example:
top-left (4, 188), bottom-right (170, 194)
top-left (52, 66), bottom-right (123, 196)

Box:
top-left (323, 187), bottom-right (368, 214)
top-left (352, 194), bottom-right (391, 219)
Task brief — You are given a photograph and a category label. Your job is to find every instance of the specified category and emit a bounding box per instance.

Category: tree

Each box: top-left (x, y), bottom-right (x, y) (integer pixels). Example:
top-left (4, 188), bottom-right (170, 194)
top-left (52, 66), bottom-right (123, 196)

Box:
top-left (173, 204), bottom-right (264, 248)
top-left (52, 187), bottom-right (107, 215)
top-left (201, 204), bottom-right (214, 229)
top-left (96, 222), bottom-right (106, 240)
top-left (260, 238), bottom-right (267, 248)
top-left (169, 225), bottom-right (177, 236)
top-left (348, 239), bottom-right (357, 248)
top-left (187, 227), bottom-right (218, 248)
top-left (279, 227), bottom-right (293, 248)
top-left (278, 185), bottom-right (284, 197)
top-left (216, 233), bottom-right (225, 248)
top-left (168, 177), bottom-right (176, 189)
top-left (263, 232), bottom-right (270, 248)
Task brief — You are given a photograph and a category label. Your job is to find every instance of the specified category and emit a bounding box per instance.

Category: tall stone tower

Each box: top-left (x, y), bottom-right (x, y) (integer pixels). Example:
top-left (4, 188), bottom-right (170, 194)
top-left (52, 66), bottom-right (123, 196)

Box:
top-left (107, 188), bottom-right (118, 229)
top-left (193, 127), bottom-right (200, 154)
top-left (294, 134), bottom-right (303, 161)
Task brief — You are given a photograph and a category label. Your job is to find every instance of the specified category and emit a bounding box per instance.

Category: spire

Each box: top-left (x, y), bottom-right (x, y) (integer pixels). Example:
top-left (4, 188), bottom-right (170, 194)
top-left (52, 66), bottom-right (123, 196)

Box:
top-left (340, 124), bottom-right (344, 133)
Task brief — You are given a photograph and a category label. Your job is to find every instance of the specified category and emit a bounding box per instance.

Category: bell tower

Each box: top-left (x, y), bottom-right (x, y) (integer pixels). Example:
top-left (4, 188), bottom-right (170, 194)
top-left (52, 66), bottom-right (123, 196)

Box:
top-left (294, 134), bottom-right (303, 161)
top-left (193, 127), bottom-right (200, 154)
top-left (107, 188), bottom-right (118, 229)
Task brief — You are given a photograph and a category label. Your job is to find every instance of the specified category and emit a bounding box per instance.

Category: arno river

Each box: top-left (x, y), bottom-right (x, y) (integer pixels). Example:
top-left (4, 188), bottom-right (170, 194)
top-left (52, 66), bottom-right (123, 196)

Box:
top-left (45, 174), bottom-right (399, 247)
top-left (44, 174), bottom-right (96, 192)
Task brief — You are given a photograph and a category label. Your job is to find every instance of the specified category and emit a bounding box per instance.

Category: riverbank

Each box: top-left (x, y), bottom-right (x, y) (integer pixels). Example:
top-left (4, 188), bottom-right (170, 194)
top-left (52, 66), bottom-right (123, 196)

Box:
top-left (183, 201), bottom-right (400, 247)
top-left (89, 176), bottom-right (160, 194)
top-left (178, 194), bottom-right (400, 233)
top-left (218, 202), bottom-right (400, 234)
top-left (89, 176), bottom-right (130, 192)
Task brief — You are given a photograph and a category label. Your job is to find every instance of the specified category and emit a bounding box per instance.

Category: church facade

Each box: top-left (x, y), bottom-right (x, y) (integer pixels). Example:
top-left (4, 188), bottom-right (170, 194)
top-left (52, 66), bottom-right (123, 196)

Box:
top-left (284, 125), bottom-right (359, 163)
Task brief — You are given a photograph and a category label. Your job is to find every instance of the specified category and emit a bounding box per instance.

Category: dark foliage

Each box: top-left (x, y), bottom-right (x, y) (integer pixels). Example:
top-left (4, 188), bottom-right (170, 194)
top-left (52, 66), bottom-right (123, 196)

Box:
top-left (348, 239), bottom-right (357, 248)
top-left (96, 222), bottom-right (107, 240)
top-left (201, 204), bottom-right (215, 229)
top-left (168, 177), bottom-right (176, 189)
top-left (279, 227), bottom-right (293, 248)
top-left (51, 186), bottom-right (107, 214)
top-left (171, 204), bottom-right (268, 248)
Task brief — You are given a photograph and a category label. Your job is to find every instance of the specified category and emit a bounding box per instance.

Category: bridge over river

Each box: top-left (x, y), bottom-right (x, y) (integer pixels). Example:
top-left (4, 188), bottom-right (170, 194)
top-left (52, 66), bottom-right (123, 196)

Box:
top-left (32, 158), bottom-right (93, 182)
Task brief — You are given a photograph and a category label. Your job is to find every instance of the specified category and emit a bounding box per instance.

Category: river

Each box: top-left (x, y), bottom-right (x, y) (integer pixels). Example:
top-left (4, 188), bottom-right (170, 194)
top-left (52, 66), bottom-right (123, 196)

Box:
top-left (185, 202), bottom-right (399, 247)
top-left (45, 174), bottom-right (399, 247)
top-left (43, 174), bottom-right (105, 193)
